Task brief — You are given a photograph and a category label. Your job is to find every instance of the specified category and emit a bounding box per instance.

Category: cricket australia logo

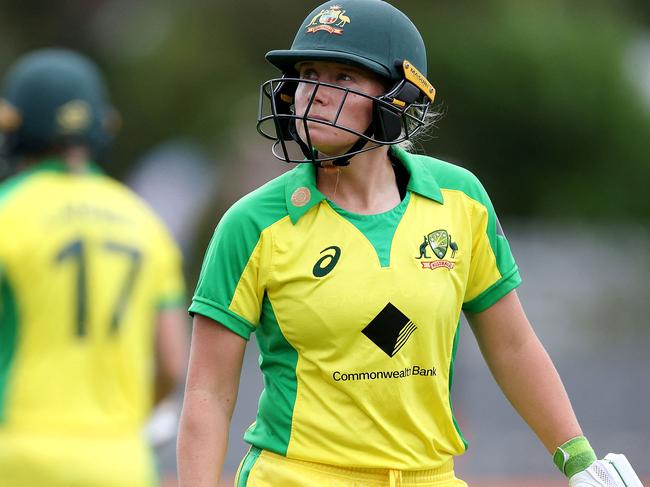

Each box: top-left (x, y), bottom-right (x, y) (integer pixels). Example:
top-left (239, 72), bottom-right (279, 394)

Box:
top-left (362, 303), bottom-right (417, 358)
top-left (416, 229), bottom-right (458, 270)
top-left (306, 5), bottom-right (351, 35)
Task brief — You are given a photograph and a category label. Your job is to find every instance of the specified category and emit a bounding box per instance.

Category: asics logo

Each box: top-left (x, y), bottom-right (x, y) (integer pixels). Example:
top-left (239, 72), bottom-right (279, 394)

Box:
top-left (312, 246), bottom-right (341, 277)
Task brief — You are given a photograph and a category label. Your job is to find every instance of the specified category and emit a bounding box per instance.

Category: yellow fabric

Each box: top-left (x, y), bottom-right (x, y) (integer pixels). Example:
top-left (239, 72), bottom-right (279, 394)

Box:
top-left (0, 432), bottom-right (157, 487)
top-left (230, 230), bottom-right (276, 324)
top-left (457, 191), bottom-right (502, 303)
top-left (0, 168), bottom-right (183, 434)
top-left (240, 449), bottom-right (468, 487)
top-left (262, 197), bottom-right (469, 466)
top-left (0, 164), bottom-right (184, 485)
top-left (224, 190), bottom-right (513, 468)
top-left (192, 149), bottom-right (520, 470)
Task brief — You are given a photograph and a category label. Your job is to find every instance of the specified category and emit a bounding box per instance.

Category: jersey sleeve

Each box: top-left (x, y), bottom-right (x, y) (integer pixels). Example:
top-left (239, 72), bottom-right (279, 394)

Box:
top-left (462, 180), bottom-right (521, 313)
top-left (189, 204), bottom-right (271, 340)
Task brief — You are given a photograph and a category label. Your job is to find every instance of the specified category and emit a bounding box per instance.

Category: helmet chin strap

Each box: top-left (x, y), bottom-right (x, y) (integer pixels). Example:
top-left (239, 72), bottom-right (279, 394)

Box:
top-left (289, 120), bottom-right (376, 167)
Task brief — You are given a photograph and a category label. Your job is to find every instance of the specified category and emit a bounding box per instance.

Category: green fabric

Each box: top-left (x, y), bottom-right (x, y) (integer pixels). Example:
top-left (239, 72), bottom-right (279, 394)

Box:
top-left (284, 164), bottom-right (327, 224)
top-left (284, 146), bottom-right (444, 225)
top-left (0, 166), bottom-right (36, 208)
top-left (189, 167), bottom-right (303, 455)
top-left (190, 174), bottom-right (289, 337)
top-left (0, 159), bottom-right (103, 209)
top-left (282, 146), bottom-right (521, 310)
top-left (0, 266), bottom-right (19, 423)
top-left (30, 158), bottom-right (104, 175)
top-left (327, 192), bottom-right (410, 267)
top-left (394, 145), bottom-right (500, 249)
top-left (392, 146), bottom-right (443, 203)
top-left (0, 169), bottom-right (26, 421)
top-left (553, 435), bottom-right (597, 478)
top-left (243, 296), bottom-right (298, 456)
top-left (448, 320), bottom-right (468, 450)
top-left (462, 266), bottom-right (522, 313)
top-left (392, 145), bottom-right (522, 311)
top-left (236, 446), bottom-right (262, 487)
top-left (189, 298), bottom-right (255, 340)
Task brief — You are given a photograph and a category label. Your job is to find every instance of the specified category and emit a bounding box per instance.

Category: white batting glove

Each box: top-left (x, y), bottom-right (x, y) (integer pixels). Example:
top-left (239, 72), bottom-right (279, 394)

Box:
top-left (569, 454), bottom-right (643, 487)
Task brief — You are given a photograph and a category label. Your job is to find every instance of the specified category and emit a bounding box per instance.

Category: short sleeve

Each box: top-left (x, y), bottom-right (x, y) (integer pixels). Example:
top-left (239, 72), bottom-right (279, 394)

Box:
top-left (189, 205), bottom-right (270, 340)
top-left (462, 181), bottom-right (521, 313)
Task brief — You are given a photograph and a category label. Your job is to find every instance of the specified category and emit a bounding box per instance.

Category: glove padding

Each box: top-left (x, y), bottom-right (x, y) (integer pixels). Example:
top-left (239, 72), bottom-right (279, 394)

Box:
top-left (570, 453), bottom-right (643, 487)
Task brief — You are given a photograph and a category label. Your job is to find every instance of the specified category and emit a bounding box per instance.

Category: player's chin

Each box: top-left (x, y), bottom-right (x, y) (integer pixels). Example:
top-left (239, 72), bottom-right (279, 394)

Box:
top-left (298, 127), bottom-right (357, 155)
top-left (312, 140), bottom-right (358, 158)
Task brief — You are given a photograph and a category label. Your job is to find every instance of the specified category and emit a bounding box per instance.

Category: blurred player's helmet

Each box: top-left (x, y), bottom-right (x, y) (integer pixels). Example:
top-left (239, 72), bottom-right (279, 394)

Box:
top-left (0, 48), bottom-right (119, 159)
top-left (257, 0), bottom-right (436, 166)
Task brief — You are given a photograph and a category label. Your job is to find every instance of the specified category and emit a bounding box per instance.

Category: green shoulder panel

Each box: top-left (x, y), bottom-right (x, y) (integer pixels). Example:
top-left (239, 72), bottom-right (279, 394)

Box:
top-left (0, 265), bottom-right (19, 423)
top-left (0, 171), bottom-right (32, 210)
top-left (407, 153), bottom-right (491, 213)
top-left (0, 159), bottom-right (74, 209)
top-left (406, 152), bottom-right (501, 245)
top-left (406, 152), bottom-right (521, 311)
top-left (189, 170), bottom-right (293, 337)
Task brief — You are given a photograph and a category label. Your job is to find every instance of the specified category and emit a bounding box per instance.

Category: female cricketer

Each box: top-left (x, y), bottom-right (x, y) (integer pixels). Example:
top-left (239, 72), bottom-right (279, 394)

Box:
top-left (177, 1), bottom-right (643, 486)
top-left (0, 49), bottom-right (188, 487)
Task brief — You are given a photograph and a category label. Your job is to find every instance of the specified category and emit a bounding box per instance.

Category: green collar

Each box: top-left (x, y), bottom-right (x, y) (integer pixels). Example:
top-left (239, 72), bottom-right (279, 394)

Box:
top-left (284, 145), bottom-right (443, 224)
top-left (392, 145), bottom-right (444, 204)
top-left (285, 163), bottom-right (327, 224)
top-left (20, 158), bottom-right (104, 176)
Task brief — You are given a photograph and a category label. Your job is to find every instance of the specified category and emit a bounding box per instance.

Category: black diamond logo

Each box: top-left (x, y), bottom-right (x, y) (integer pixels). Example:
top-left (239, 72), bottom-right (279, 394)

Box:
top-left (362, 303), bottom-right (417, 357)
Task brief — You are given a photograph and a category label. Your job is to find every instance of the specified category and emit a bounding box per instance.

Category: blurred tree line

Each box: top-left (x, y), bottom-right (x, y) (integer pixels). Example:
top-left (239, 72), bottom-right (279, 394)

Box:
top-left (1, 0), bottom-right (650, 220)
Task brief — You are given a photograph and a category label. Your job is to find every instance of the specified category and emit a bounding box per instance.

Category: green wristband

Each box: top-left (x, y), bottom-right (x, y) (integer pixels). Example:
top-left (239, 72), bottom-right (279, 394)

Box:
top-left (553, 436), bottom-right (597, 478)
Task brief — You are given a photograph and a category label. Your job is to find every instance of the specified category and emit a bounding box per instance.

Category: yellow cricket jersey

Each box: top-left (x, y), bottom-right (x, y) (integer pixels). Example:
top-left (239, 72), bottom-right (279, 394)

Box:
top-left (0, 159), bottom-right (185, 437)
top-left (190, 145), bottom-right (521, 470)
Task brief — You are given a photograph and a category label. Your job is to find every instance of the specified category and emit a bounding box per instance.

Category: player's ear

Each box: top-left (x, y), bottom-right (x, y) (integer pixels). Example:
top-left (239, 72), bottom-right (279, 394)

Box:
top-left (0, 99), bottom-right (22, 133)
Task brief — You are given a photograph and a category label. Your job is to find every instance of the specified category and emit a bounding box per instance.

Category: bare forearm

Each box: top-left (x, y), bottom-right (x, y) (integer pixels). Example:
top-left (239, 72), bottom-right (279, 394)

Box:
top-left (483, 331), bottom-right (582, 453)
top-left (467, 292), bottom-right (583, 454)
top-left (177, 390), bottom-right (230, 487)
top-left (177, 315), bottom-right (246, 486)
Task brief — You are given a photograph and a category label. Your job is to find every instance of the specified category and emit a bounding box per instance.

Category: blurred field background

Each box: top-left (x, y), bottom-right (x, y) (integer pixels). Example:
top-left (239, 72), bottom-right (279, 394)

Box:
top-left (2, 0), bottom-right (649, 485)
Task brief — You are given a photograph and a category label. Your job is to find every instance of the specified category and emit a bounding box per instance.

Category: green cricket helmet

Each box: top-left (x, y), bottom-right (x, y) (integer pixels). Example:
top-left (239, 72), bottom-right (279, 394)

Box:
top-left (257, 0), bottom-right (436, 166)
top-left (0, 48), bottom-right (119, 159)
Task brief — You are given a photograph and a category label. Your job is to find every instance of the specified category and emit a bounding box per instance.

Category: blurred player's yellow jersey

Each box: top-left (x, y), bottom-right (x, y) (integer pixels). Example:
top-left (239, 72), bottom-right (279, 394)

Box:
top-left (191, 146), bottom-right (521, 470)
top-left (0, 160), bottom-right (184, 484)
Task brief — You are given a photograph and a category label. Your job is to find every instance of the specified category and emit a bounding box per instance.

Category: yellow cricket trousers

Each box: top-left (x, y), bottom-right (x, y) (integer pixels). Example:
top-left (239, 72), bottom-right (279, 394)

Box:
top-left (235, 447), bottom-right (468, 487)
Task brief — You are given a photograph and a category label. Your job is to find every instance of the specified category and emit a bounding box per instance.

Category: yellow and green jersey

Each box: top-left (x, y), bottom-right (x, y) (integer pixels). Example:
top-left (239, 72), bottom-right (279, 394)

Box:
top-left (0, 159), bottom-right (185, 436)
top-left (190, 146), bottom-right (521, 470)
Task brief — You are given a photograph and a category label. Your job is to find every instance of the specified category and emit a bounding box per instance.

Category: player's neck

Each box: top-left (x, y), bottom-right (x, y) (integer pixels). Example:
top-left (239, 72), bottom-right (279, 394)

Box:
top-left (316, 147), bottom-right (401, 215)
top-left (62, 146), bottom-right (91, 173)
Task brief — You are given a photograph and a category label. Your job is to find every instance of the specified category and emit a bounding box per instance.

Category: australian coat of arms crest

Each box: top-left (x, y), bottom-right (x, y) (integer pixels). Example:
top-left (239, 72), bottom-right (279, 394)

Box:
top-left (306, 5), bottom-right (351, 35)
